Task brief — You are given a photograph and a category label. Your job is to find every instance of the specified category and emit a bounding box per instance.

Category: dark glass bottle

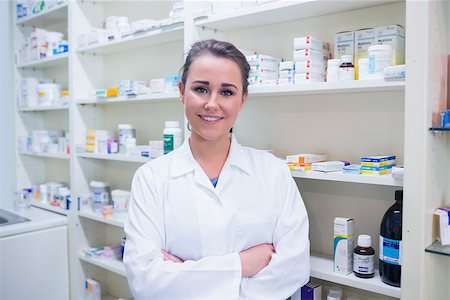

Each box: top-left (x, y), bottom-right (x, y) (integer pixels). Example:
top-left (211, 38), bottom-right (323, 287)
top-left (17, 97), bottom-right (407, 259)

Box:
top-left (379, 190), bottom-right (403, 287)
top-left (354, 234), bottom-right (375, 278)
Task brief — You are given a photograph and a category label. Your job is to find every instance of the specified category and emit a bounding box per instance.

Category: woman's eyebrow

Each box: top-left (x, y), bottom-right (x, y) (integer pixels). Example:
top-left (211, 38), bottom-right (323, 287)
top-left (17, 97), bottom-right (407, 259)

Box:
top-left (192, 80), bottom-right (209, 85)
top-left (222, 83), bottom-right (238, 89)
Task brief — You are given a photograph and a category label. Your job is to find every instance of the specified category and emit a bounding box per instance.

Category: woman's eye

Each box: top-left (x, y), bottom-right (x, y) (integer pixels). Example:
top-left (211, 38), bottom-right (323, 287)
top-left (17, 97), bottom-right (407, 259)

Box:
top-left (221, 90), bottom-right (234, 96)
top-left (195, 87), bottom-right (207, 94)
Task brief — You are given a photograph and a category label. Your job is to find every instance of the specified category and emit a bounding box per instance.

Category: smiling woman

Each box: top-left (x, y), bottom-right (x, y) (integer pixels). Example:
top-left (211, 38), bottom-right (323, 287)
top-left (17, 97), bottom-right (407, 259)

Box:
top-left (123, 39), bottom-right (310, 300)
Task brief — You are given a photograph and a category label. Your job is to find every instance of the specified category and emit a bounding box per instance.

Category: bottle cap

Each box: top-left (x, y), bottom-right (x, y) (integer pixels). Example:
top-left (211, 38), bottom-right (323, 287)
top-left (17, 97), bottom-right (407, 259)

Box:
top-left (118, 124), bottom-right (134, 130)
top-left (328, 286), bottom-right (342, 298)
top-left (340, 55), bottom-right (353, 64)
top-left (357, 234), bottom-right (372, 247)
top-left (327, 59), bottom-right (341, 67)
top-left (395, 190), bottom-right (403, 201)
top-left (165, 121), bottom-right (180, 128)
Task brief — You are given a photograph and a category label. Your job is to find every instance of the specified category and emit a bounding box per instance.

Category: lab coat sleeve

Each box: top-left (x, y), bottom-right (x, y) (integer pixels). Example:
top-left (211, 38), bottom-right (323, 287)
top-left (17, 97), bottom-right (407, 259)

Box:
top-left (240, 163), bottom-right (310, 300)
top-left (123, 167), bottom-right (242, 300)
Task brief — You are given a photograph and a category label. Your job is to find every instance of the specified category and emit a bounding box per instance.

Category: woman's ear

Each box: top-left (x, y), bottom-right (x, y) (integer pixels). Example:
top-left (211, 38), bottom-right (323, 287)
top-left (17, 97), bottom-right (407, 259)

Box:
top-left (178, 81), bottom-right (185, 104)
top-left (240, 92), bottom-right (248, 111)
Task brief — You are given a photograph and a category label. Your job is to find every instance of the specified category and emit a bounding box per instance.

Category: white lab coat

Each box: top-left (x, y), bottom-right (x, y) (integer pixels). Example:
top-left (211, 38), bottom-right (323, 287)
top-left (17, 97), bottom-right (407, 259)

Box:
top-left (124, 135), bottom-right (310, 300)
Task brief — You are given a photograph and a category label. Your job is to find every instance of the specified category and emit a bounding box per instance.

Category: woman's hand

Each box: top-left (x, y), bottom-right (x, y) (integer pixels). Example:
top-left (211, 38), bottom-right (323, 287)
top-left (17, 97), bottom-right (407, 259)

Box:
top-left (239, 243), bottom-right (275, 277)
top-left (161, 249), bottom-right (184, 263)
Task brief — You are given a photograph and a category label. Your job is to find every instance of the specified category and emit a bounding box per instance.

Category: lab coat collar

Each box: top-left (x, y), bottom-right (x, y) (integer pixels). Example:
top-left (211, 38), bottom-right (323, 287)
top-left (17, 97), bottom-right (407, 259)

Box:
top-left (170, 134), bottom-right (251, 178)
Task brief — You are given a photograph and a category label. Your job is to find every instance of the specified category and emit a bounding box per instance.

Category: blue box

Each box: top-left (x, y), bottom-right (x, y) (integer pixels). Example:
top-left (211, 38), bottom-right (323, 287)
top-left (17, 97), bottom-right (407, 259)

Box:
top-left (291, 283), bottom-right (322, 300)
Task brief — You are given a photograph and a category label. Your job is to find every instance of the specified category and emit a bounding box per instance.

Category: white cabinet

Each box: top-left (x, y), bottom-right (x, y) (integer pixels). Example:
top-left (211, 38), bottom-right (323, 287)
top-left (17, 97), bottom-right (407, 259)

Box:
top-left (12, 1), bottom-right (450, 299)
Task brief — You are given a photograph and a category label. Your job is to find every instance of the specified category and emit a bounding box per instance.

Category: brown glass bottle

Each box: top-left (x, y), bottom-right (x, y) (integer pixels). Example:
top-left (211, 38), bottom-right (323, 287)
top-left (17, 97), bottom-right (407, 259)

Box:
top-left (353, 234), bottom-right (375, 278)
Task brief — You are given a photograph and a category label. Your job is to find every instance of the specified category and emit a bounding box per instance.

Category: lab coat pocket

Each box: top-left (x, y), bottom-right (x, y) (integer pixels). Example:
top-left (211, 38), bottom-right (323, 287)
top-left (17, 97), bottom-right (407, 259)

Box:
top-left (234, 210), bottom-right (277, 252)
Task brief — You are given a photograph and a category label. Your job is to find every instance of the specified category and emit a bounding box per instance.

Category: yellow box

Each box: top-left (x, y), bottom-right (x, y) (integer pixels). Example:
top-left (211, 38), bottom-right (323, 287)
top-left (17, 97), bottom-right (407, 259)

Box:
top-left (106, 86), bottom-right (119, 97)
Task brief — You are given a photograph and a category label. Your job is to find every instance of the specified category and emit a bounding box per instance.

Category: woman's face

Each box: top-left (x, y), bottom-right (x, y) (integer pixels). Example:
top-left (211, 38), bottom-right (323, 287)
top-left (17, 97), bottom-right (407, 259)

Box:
top-left (179, 55), bottom-right (247, 143)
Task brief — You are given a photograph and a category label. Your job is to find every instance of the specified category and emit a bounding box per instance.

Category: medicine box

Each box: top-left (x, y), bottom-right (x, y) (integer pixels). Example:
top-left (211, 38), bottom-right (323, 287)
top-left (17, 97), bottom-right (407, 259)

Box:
top-left (294, 73), bottom-right (325, 83)
top-left (360, 165), bottom-right (393, 175)
top-left (293, 49), bottom-right (329, 63)
top-left (312, 161), bottom-right (345, 172)
top-left (334, 31), bottom-right (354, 61)
top-left (294, 61), bottom-right (326, 74)
top-left (294, 36), bottom-right (329, 52)
top-left (434, 208), bottom-right (450, 245)
top-left (291, 283), bottom-right (322, 300)
top-left (279, 60), bottom-right (295, 70)
top-left (375, 24), bottom-right (405, 65)
top-left (334, 217), bottom-right (354, 274)
top-left (354, 28), bottom-right (376, 79)
top-left (287, 154), bottom-right (327, 164)
top-left (85, 278), bottom-right (101, 300)
top-left (361, 155), bottom-right (396, 163)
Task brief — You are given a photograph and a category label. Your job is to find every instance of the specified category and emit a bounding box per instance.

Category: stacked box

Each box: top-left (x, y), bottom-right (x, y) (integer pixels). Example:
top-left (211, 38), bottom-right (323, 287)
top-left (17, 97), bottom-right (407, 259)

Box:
top-left (375, 24), bottom-right (405, 66)
top-left (354, 28), bottom-right (376, 79)
top-left (286, 153), bottom-right (327, 171)
top-left (361, 155), bottom-right (396, 175)
top-left (246, 53), bottom-right (280, 86)
top-left (334, 31), bottom-right (354, 61)
top-left (278, 61), bottom-right (295, 85)
top-left (293, 36), bottom-right (329, 84)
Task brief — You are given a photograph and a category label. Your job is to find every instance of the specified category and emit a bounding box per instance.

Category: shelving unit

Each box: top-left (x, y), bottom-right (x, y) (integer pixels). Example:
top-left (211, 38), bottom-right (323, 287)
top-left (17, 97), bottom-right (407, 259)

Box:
top-left (79, 255), bottom-right (126, 277)
top-left (11, 0), bottom-right (450, 299)
top-left (291, 170), bottom-right (403, 187)
top-left (16, 52), bottom-right (68, 69)
top-left (19, 151), bottom-right (70, 160)
top-left (18, 104), bottom-right (69, 111)
top-left (77, 152), bottom-right (151, 163)
top-left (310, 254), bottom-right (401, 298)
top-left (31, 201), bottom-right (69, 215)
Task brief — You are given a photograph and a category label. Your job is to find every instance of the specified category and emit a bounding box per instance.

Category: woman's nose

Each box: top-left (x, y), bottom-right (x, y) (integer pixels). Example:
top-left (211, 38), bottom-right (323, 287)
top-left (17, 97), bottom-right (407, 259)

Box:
top-left (204, 93), bottom-right (218, 110)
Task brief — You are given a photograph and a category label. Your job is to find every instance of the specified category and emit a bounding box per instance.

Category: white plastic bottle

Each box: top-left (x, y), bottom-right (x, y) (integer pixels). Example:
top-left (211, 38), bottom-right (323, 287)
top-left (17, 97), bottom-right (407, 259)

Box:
top-left (338, 55), bottom-right (355, 81)
top-left (327, 286), bottom-right (342, 300)
top-left (368, 44), bottom-right (392, 79)
top-left (326, 59), bottom-right (341, 82)
top-left (163, 121), bottom-right (182, 154)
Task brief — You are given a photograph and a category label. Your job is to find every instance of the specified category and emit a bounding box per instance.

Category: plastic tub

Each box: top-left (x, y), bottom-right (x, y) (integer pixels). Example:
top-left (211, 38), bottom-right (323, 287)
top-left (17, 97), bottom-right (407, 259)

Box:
top-left (112, 189), bottom-right (130, 216)
top-left (368, 45), bottom-right (392, 79)
top-left (90, 181), bottom-right (110, 213)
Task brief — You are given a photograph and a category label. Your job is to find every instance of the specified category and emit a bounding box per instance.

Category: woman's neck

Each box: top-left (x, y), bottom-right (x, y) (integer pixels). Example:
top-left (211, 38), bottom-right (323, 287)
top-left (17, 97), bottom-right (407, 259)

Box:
top-left (189, 133), bottom-right (231, 179)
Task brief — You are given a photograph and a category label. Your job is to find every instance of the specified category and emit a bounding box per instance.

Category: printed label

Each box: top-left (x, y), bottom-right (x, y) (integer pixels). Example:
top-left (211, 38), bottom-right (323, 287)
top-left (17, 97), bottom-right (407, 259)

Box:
top-left (379, 236), bottom-right (402, 265)
top-left (164, 134), bottom-right (174, 154)
top-left (353, 253), bottom-right (374, 274)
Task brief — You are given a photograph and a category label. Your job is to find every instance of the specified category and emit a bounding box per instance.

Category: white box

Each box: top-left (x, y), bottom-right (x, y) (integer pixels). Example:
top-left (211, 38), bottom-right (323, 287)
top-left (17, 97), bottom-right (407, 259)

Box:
top-left (286, 153), bottom-right (327, 164)
top-left (334, 31), bottom-right (354, 60)
top-left (294, 36), bottom-right (329, 51)
top-left (293, 49), bottom-right (328, 63)
top-left (279, 60), bottom-right (294, 70)
top-left (334, 217), bottom-right (354, 274)
top-left (354, 28), bottom-right (376, 79)
top-left (85, 278), bottom-right (101, 300)
top-left (294, 60), bottom-right (325, 74)
top-left (312, 161), bottom-right (345, 172)
top-left (434, 208), bottom-right (450, 246)
top-left (294, 73), bottom-right (325, 83)
top-left (375, 24), bottom-right (405, 65)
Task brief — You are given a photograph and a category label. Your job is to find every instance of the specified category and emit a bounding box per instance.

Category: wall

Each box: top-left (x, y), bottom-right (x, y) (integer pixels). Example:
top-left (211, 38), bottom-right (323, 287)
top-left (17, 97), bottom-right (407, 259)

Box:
top-left (0, 1), bottom-right (14, 209)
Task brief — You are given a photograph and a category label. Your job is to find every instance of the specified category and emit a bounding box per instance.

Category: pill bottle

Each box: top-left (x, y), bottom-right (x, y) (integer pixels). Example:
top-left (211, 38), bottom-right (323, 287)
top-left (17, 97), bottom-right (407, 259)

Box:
top-left (357, 58), bottom-right (369, 80)
top-left (368, 45), bottom-right (392, 79)
top-left (326, 59), bottom-right (341, 82)
top-left (118, 124), bottom-right (135, 154)
top-left (353, 234), bottom-right (375, 278)
top-left (90, 181), bottom-right (110, 213)
top-left (327, 286), bottom-right (342, 300)
top-left (163, 121), bottom-right (182, 154)
top-left (338, 55), bottom-right (355, 81)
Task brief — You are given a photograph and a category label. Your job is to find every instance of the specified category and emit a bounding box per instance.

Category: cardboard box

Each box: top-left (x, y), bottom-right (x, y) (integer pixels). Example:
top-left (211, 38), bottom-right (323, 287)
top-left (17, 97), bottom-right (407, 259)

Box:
top-left (334, 217), bottom-right (354, 274)
top-left (334, 31), bottom-right (354, 61)
top-left (354, 28), bottom-right (376, 79)
top-left (375, 24), bottom-right (405, 65)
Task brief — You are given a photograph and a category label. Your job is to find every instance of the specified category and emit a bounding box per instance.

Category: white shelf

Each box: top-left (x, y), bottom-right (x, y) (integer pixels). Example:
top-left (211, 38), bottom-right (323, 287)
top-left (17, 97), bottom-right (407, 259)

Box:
top-left (78, 210), bottom-right (125, 228)
top-left (31, 201), bottom-right (68, 215)
top-left (19, 151), bottom-right (70, 160)
top-left (311, 254), bottom-right (401, 298)
top-left (79, 254), bottom-right (126, 277)
top-left (76, 24), bottom-right (184, 55)
top-left (196, 1), bottom-right (401, 31)
top-left (102, 295), bottom-right (118, 300)
top-left (77, 152), bottom-right (151, 163)
top-left (291, 170), bottom-right (403, 187)
top-left (17, 52), bottom-right (68, 69)
top-left (248, 81), bottom-right (405, 97)
top-left (76, 92), bottom-right (179, 105)
top-left (15, 2), bottom-right (68, 27)
top-left (18, 104), bottom-right (69, 112)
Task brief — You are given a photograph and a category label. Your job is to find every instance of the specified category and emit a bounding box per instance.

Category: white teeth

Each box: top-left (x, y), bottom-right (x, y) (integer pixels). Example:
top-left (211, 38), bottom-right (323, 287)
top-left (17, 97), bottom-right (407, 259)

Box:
top-left (202, 116), bottom-right (221, 121)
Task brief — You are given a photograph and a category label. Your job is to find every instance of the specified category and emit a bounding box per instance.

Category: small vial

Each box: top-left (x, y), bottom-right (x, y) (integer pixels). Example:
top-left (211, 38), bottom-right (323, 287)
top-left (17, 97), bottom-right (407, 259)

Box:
top-left (353, 234), bottom-right (375, 278)
top-left (327, 286), bottom-right (342, 300)
top-left (326, 59), bottom-right (341, 82)
top-left (338, 55), bottom-right (355, 81)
